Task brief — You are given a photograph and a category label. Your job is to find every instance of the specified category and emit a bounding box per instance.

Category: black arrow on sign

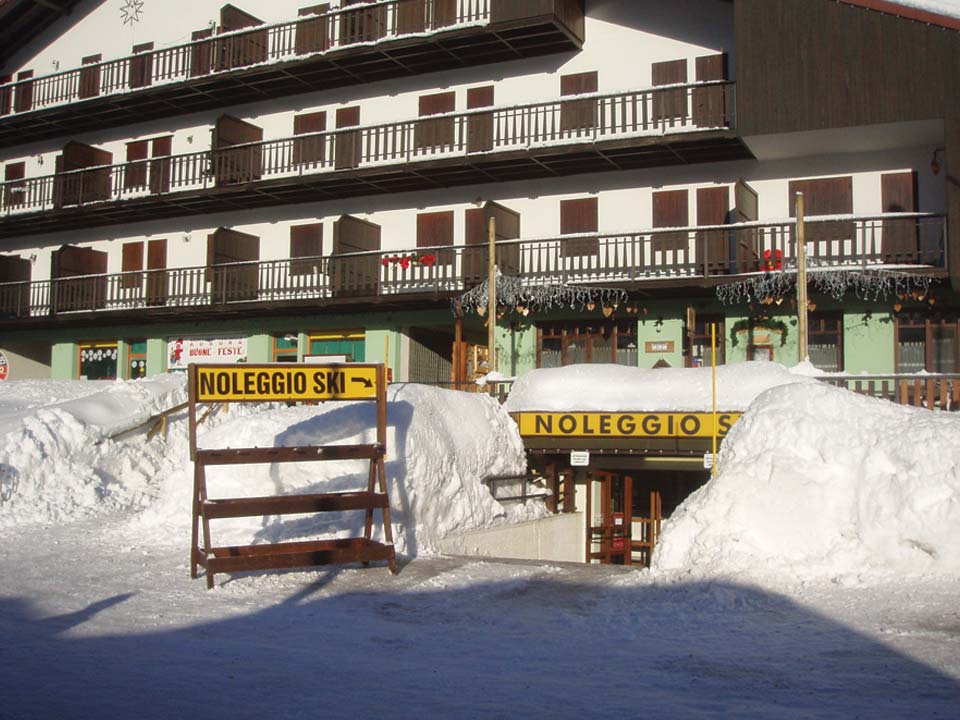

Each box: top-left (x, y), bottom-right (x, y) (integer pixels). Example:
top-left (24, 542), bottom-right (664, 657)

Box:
top-left (351, 377), bottom-right (374, 388)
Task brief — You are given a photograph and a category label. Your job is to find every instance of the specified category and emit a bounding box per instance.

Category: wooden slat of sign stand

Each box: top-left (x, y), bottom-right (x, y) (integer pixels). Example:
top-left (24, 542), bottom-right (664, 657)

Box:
top-left (187, 362), bottom-right (397, 588)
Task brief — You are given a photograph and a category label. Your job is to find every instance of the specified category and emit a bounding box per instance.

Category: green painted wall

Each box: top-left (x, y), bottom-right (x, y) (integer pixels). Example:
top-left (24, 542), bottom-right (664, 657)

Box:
top-left (638, 311), bottom-right (683, 368)
top-left (498, 323), bottom-right (536, 376)
top-left (843, 308), bottom-right (896, 373)
top-left (146, 338), bottom-right (168, 375)
top-left (366, 329), bottom-right (403, 375)
top-left (51, 343), bottom-right (77, 379)
top-left (246, 334), bottom-right (273, 363)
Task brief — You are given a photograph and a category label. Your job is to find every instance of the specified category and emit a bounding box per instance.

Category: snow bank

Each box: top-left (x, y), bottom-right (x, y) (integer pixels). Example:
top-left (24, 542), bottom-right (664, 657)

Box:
top-left (0, 375), bottom-right (187, 529)
top-left (503, 362), bottom-right (815, 413)
top-left (126, 383), bottom-right (543, 556)
top-left (655, 382), bottom-right (960, 580)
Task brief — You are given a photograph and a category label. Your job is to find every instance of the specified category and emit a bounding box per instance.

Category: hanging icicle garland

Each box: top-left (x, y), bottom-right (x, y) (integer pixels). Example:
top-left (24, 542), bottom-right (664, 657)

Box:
top-left (716, 266), bottom-right (936, 305)
top-left (453, 272), bottom-right (628, 318)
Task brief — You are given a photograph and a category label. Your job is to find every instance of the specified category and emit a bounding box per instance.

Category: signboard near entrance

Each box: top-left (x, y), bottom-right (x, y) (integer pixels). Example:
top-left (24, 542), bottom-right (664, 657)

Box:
top-left (517, 412), bottom-right (742, 438)
top-left (168, 337), bottom-right (247, 370)
top-left (570, 450), bottom-right (590, 467)
top-left (0, 351), bottom-right (7, 381)
top-left (194, 364), bottom-right (378, 402)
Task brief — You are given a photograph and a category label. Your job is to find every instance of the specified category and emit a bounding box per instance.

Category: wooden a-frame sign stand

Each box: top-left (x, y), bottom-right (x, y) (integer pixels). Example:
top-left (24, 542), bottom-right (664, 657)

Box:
top-left (188, 362), bottom-right (397, 588)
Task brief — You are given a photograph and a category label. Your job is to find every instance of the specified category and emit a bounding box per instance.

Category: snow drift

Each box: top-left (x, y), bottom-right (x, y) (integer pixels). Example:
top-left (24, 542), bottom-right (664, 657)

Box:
top-left (503, 362), bottom-right (815, 412)
top-left (655, 381), bottom-right (960, 579)
top-left (1, 377), bottom-right (542, 556)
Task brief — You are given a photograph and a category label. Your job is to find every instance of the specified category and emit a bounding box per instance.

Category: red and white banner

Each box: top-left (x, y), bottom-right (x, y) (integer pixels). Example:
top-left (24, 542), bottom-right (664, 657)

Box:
top-left (0, 351), bottom-right (7, 381)
top-left (168, 337), bottom-right (247, 371)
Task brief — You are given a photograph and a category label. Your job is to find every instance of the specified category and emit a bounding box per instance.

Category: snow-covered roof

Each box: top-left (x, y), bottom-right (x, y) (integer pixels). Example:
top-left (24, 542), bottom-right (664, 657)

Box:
top-left (841, 0), bottom-right (960, 29)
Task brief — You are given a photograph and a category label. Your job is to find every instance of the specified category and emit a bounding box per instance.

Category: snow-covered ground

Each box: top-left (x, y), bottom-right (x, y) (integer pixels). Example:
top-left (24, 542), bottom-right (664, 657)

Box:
top-left (1, 366), bottom-right (959, 718)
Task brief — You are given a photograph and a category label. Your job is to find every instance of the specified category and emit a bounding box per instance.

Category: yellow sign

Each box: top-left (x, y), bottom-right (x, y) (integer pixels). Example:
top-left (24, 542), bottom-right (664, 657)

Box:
top-left (516, 412), bottom-right (741, 438)
top-left (194, 364), bottom-right (378, 402)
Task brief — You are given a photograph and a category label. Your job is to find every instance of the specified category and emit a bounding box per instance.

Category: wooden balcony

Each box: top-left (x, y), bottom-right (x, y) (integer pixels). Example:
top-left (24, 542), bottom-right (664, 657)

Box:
top-left (0, 0), bottom-right (585, 150)
top-left (0, 83), bottom-right (746, 239)
top-left (0, 214), bottom-right (945, 329)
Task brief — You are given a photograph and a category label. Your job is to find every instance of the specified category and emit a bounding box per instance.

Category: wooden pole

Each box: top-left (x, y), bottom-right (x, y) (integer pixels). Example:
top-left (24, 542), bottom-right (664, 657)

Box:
top-left (796, 192), bottom-right (809, 363)
top-left (487, 215), bottom-right (497, 374)
top-left (454, 305), bottom-right (463, 385)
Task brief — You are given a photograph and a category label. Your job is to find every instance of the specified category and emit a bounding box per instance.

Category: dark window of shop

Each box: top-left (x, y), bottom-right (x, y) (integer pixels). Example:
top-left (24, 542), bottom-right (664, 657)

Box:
top-left (809, 313), bottom-right (843, 372)
top-left (538, 321), bottom-right (637, 368)
top-left (897, 316), bottom-right (958, 373)
top-left (688, 315), bottom-right (725, 367)
top-left (273, 334), bottom-right (299, 362)
top-left (79, 342), bottom-right (118, 379)
top-left (127, 340), bottom-right (147, 378)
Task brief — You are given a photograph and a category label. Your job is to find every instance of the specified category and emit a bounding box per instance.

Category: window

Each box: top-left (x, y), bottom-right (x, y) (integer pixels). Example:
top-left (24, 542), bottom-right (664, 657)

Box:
top-left (121, 241), bottom-right (143, 290)
top-left (273, 334), bottom-right (300, 362)
top-left (808, 313), bottom-right (843, 372)
top-left (127, 340), bottom-right (147, 378)
top-left (416, 91), bottom-right (455, 151)
top-left (688, 315), bottom-right (725, 368)
top-left (538, 321), bottom-right (637, 368)
top-left (308, 330), bottom-right (365, 362)
top-left (293, 111), bottom-right (327, 166)
top-left (79, 342), bottom-right (118, 380)
top-left (897, 316), bottom-right (958, 373)
top-left (416, 210), bottom-right (454, 265)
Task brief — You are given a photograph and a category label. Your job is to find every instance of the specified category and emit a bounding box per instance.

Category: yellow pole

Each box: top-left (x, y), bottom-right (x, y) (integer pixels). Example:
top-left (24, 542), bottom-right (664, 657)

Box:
top-left (384, 334), bottom-right (390, 378)
top-left (487, 216), bottom-right (497, 374)
top-left (796, 192), bottom-right (809, 363)
top-left (711, 322), bottom-right (718, 478)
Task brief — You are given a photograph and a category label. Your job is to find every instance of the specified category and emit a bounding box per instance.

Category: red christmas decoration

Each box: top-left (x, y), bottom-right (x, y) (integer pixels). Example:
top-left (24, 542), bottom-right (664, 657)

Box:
top-left (763, 248), bottom-right (783, 271)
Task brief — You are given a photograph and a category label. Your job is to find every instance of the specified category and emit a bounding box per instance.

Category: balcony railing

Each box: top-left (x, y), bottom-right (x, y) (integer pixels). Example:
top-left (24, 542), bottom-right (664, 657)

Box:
top-left (816, 374), bottom-right (960, 411)
top-left (0, 214), bottom-right (944, 322)
top-left (0, 0), bottom-right (491, 118)
top-left (0, 82), bottom-right (736, 221)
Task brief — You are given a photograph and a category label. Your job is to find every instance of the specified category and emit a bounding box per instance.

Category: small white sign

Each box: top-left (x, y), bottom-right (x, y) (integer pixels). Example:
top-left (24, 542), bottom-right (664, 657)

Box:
top-left (703, 452), bottom-right (715, 469)
top-left (570, 450), bottom-right (590, 467)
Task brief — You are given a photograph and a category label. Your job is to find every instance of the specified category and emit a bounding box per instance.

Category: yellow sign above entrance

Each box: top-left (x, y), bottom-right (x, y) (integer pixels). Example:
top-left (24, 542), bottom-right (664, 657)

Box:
top-left (516, 412), bottom-right (741, 439)
top-left (193, 364), bottom-right (378, 402)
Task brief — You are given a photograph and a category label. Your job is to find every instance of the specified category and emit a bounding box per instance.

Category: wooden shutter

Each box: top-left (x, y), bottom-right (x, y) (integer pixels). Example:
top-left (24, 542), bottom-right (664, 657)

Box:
top-left (332, 215), bottom-right (381, 297)
top-left (121, 241), bottom-right (144, 289)
top-left (56, 141), bottom-right (113, 206)
top-left (129, 42), bottom-right (154, 89)
top-left (0, 74), bottom-right (11, 116)
top-left (3, 161), bottom-right (25, 209)
top-left (208, 228), bottom-right (260, 301)
top-left (560, 197), bottom-right (598, 256)
top-left (463, 201), bottom-right (520, 284)
top-left (652, 189), bottom-right (689, 259)
top-left (693, 53), bottom-right (727, 128)
top-left (217, 5), bottom-right (267, 70)
top-left (290, 223), bottom-right (323, 276)
top-left (730, 179), bottom-right (761, 272)
top-left (149, 136), bottom-right (172, 194)
top-left (0, 254), bottom-right (30, 317)
top-left (146, 238), bottom-right (168, 305)
top-left (212, 115), bottom-right (263, 184)
top-left (296, 4), bottom-right (330, 54)
top-left (697, 186), bottom-right (730, 273)
top-left (51, 245), bottom-right (108, 311)
top-left (125, 140), bottom-right (149, 189)
top-left (560, 71), bottom-right (597, 133)
top-left (293, 111), bottom-right (327, 165)
top-left (14, 70), bottom-right (33, 113)
top-left (396, 0), bottom-right (428, 33)
top-left (652, 59), bottom-right (688, 126)
top-left (340, 0), bottom-right (387, 44)
top-left (416, 91), bottom-right (455, 150)
top-left (417, 210), bottom-right (454, 265)
top-left (334, 106), bottom-right (361, 170)
top-left (789, 176), bottom-right (854, 246)
top-left (79, 54), bottom-right (102, 100)
top-left (467, 85), bottom-right (494, 153)
top-left (190, 28), bottom-right (214, 77)
top-left (881, 171), bottom-right (919, 263)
